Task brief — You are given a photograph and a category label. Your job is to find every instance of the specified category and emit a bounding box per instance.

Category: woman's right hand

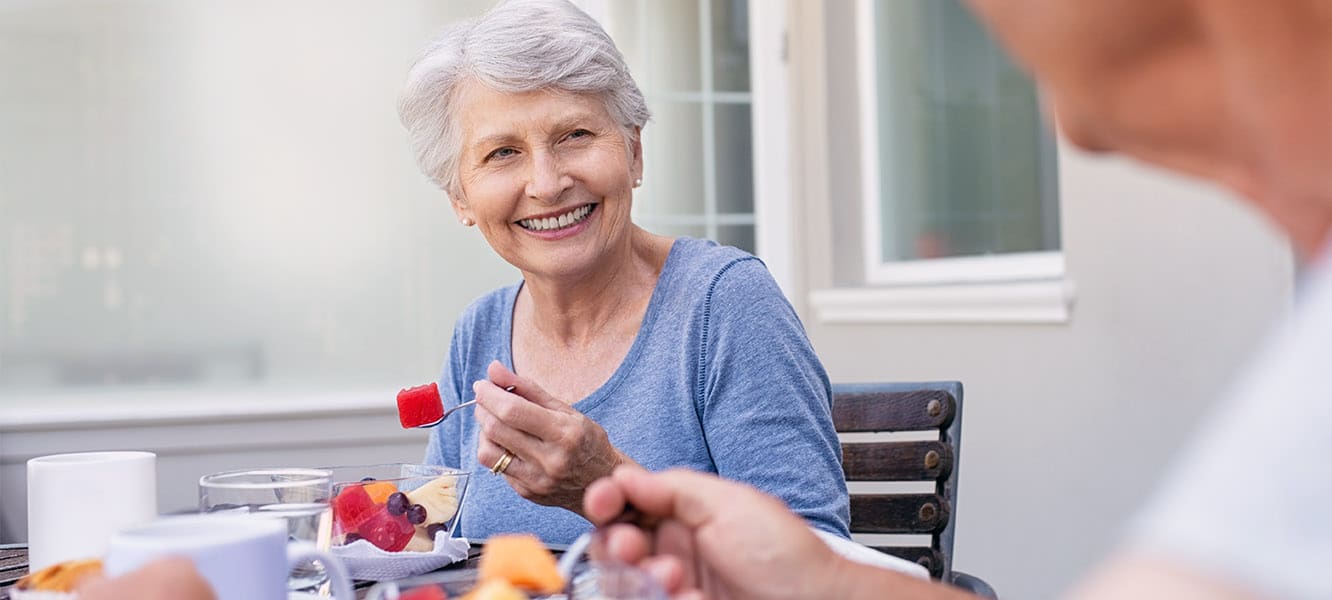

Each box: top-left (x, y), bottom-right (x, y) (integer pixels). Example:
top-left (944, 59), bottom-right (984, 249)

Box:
top-left (474, 361), bottom-right (632, 515)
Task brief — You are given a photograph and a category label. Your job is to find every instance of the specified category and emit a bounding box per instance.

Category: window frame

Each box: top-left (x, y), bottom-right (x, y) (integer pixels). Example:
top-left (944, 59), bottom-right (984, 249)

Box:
top-left (853, 0), bottom-right (1065, 289)
top-left (579, 0), bottom-right (768, 270)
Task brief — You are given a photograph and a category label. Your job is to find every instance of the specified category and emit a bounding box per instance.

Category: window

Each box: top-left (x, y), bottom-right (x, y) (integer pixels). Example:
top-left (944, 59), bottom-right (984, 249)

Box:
top-left (806, 0), bottom-right (1070, 323)
top-left (0, 2), bottom-right (518, 396)
top-left (0, 1), bottom-right (761, 399)
top-left (590, 0), bottom-right (757, 253)
top-left (858, 0), bottom-right (1061, 287)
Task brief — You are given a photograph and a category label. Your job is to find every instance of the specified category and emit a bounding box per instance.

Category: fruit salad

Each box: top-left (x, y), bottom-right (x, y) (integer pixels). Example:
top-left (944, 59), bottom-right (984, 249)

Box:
top-left (332, 472), bottom-right (462, 552)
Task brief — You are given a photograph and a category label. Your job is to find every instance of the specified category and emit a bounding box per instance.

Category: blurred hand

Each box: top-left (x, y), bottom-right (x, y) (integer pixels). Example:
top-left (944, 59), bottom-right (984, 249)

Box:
top-left (78, 557), bottom-right (216, 600)
top-left (475, 360), bottom-right (633, 514)
top-left (584, 466), bottom-right (848, 600)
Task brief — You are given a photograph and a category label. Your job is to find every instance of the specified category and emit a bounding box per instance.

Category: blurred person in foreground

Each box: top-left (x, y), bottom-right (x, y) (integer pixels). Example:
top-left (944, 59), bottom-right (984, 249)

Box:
top-left (75, 558), bottom-right (215, 600)
top-left (397, 0), bottom-right (847, 545)
top-left (585, 0), bottom-right (1332, 599)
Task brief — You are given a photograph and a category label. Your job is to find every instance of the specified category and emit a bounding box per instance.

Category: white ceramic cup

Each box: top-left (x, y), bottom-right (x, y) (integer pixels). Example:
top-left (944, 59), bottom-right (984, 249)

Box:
top-left (27, 451), bottom-right (158, 571)
top-left (106, 513), bottom-right (355, 600)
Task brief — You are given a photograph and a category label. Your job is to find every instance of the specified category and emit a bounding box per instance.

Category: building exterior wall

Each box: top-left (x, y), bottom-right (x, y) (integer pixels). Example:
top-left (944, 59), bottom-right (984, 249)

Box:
top-left (789, 2), bottom-right (1295, 596)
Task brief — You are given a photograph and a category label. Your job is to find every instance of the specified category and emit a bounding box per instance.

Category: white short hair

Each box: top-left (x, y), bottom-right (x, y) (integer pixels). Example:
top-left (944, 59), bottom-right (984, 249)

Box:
top-left (398, 0), bottom-right (650, 198)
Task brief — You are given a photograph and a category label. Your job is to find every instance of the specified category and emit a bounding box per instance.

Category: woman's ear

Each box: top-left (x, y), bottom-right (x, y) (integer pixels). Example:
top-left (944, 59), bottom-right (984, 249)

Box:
top-left (449, 193), bottom-right (475, 226)
top-left (630, 127), bottom-right (644, 184)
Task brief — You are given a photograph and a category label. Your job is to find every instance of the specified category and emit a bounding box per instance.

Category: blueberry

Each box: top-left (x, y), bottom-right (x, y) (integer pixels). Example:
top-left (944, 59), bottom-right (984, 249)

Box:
top-left (407, 503), bottom-right (428, 525)
top-left (386, 492), bottom-right (409, 516)
top-left (426, 523), bottom-right (446, 538)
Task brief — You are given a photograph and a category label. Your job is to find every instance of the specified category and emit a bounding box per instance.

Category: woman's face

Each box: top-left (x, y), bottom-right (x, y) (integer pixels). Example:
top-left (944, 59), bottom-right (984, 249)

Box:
top-left (452, 81), bottom-right (643, 281)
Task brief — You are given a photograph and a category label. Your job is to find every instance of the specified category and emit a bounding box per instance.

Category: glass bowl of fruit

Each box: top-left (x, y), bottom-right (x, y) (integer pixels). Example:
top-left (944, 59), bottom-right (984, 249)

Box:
top-left (324, 463), bottom-right (470, 554)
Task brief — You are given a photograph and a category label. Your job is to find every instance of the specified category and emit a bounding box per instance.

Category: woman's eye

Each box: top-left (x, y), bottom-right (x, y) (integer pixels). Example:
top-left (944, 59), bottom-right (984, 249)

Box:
top-left (486, 147), bottom-right (517, 161)
top-left (565, 129), bottom-right (592, 141)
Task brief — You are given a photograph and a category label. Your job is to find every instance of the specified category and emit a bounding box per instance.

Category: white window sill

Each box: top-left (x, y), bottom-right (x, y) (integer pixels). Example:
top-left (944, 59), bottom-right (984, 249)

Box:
top-left (809, 278), bottom-right (1076, 325)
top-left (0, 386), bottom-right (400, 431)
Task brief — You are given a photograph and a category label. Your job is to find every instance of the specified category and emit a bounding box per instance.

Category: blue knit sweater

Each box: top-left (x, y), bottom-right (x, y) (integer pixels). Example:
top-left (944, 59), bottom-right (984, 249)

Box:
top-left (425, 237), bottom-right (850, 544)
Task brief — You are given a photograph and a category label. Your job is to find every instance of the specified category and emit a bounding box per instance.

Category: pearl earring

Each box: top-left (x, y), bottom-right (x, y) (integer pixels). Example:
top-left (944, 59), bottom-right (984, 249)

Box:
top-left (633, 178), bottom-right (642, 188)
top-left (461, 217), bottom-right (474, 226)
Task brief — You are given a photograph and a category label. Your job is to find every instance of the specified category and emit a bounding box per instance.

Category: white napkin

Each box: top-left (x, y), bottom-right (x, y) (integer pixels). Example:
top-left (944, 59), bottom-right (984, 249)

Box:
top-left (813, 529), bottom-right (931, 580)
top-left (330, 533), bottom-right (470, 581)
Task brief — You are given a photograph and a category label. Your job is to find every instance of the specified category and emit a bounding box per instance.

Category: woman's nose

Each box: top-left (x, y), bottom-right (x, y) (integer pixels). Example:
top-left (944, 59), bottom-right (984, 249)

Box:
top-left (525, 150), bottom-right (573, 203)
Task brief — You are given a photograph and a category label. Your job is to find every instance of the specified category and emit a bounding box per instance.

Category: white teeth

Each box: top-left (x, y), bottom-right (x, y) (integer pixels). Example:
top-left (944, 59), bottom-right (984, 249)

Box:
top-left (519, 205), bottom-right (593, 231)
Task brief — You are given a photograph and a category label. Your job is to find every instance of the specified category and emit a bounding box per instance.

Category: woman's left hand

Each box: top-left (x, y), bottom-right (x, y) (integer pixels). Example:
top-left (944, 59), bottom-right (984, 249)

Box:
top-left (473, 360), bottom-right (633, 515)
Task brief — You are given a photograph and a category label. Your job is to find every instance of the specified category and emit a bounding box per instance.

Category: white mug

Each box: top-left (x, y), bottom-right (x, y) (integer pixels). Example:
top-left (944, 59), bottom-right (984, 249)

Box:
top-left (106, 513), bottom-right (355, 600)
top-left (27, 451), bottom-right (158, 571)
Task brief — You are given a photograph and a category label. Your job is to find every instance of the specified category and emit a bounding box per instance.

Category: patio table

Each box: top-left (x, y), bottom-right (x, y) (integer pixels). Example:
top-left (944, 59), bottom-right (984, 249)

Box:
top-left (0, 542), bottom-right (497, 600)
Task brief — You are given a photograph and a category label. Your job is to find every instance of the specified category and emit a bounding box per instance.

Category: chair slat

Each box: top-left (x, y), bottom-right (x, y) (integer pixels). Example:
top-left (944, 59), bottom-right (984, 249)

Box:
top-left (867, 546), bottom-right (945, 579)
top-left (849, 493), bottom-right (950, 534)
top-left (1, 568), bottom-right (28, 589)
top-left (842, 440), bottom-right (953, 481)
top-left (833, 390), bottom-right (956, 432)
top-left (0, 550), bottom-right (25, 571)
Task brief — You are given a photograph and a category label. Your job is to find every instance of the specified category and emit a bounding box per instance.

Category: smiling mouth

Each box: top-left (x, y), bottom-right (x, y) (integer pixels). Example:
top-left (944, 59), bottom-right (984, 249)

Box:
top-left (516, 204), bottom-right (596, 232)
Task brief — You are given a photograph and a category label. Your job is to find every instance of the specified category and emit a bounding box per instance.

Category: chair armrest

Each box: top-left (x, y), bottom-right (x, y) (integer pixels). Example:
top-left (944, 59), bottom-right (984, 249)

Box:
top-left (949, 570), bottom-right (997, 599)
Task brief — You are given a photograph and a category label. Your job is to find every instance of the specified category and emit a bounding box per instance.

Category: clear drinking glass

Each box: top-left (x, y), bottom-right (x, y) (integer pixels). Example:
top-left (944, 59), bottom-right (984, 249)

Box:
top-left (567, 562), bottom-right (668, 600)
top-left (198, 467), bottom-right (333, 592)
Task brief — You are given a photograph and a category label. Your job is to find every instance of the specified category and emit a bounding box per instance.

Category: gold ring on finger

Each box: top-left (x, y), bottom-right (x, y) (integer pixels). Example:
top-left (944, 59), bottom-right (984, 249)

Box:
top-left (490, 451), bottom-right (514, 475)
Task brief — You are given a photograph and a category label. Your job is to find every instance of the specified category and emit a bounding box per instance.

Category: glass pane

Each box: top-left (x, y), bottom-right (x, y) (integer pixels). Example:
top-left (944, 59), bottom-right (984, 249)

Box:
top-left (711, 0), bottom-right (750, 92)
top-left (0, 1), bottom-right (503, 392)
top-left (716, 225), bottom-right (755, 254)
top-left (714, 103), bottom-right (753, 214)
top-left (639, 101), bottom-right (705, 216)
top-left (647, 0), bottom-right (701, 92)
top-left (605, 0), bottom-right (646, 75)
top-left (873, 0), bottom-right (1059, 263)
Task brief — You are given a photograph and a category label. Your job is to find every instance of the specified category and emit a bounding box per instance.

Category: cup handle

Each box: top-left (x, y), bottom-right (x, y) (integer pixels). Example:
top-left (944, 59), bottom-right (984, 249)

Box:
top-left (287, 541), bottom-right (355, 600)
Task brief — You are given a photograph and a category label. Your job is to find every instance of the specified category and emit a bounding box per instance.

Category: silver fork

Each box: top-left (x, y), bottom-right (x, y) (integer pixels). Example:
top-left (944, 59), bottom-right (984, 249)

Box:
top-left (412, 385), bottom-right (514, 428)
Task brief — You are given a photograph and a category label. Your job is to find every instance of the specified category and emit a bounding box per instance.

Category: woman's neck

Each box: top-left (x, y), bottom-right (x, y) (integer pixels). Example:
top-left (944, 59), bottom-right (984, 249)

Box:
top-left (517, 228), bottom-right (673, 348)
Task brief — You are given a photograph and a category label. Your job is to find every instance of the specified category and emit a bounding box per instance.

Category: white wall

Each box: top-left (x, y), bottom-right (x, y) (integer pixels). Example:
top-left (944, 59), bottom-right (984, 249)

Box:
top-left (791, 2), bottom-right (1295, 597)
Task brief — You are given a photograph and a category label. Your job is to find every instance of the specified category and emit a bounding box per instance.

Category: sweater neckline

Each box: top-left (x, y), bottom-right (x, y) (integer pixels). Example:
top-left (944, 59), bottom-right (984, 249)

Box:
top-left (499, 237), bottom-right (687, 412)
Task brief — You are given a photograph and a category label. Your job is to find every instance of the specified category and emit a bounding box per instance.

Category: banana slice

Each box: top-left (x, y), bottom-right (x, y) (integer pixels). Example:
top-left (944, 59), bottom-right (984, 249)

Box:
top-left (406, 474), bottom-right (460, 524)
top-left (403, 527), bottom-right (436, 552)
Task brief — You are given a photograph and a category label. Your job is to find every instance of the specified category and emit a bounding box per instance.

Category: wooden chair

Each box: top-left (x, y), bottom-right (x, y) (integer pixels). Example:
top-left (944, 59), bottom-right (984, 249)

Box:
top-left (834, 382), bottom-right (997, 598)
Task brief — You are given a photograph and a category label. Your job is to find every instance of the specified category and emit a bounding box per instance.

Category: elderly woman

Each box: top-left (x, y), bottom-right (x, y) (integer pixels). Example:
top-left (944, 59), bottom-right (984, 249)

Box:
top-left (397, 0), bottom-right (848, 545)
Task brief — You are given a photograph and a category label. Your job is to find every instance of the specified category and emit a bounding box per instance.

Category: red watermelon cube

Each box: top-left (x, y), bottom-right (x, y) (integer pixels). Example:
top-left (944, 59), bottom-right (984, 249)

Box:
top-left (398, 585), bottom-right (448, 600)
top-left (397, 382), bottom-right (444, 428)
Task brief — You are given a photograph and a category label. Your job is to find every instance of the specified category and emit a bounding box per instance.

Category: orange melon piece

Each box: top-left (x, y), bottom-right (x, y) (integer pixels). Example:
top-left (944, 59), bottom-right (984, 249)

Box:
top-left (362, 481), bottom-right (398, 504)
top-left (478, 534), bottom-right (564, 594)
top-left (459, 579), bottom-right (527, 600)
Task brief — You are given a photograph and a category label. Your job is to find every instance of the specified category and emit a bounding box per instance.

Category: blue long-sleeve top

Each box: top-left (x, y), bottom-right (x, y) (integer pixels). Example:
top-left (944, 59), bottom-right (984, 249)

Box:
top-left (425, 237), bottom-right (850, 544)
